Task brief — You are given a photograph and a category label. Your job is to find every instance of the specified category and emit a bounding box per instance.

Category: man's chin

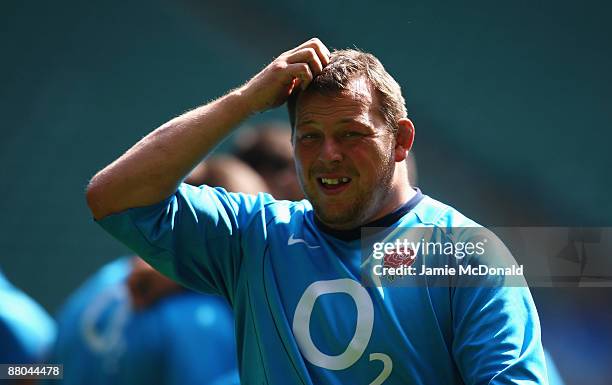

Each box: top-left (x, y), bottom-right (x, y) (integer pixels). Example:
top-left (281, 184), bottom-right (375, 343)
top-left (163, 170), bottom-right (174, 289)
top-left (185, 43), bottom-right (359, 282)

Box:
top-left (314, 207), bottom-right (362, 230)
top-left (306, 191), bottom-right (365, 228)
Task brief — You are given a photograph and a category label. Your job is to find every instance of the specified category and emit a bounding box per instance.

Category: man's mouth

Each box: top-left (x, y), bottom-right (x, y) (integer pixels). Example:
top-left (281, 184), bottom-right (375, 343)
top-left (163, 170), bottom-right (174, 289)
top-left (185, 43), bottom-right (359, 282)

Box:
top-left (317, 176), bottom-right (352, 194)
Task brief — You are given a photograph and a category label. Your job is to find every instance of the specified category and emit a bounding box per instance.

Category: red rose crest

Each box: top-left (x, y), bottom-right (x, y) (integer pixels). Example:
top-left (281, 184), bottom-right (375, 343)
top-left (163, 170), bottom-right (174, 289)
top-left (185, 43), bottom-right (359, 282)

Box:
top-left (383, 247), bottom-right (416, 282)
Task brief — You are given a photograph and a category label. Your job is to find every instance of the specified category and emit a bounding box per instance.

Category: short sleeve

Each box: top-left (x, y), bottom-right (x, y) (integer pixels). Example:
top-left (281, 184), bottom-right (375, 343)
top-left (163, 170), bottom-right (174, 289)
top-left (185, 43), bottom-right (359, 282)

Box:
top-left (450, 229), bottom-right (548, 384)
top-left (96, 184), bottom-right (274, 300)
top-left (452, 285), bottom-right (547, 384)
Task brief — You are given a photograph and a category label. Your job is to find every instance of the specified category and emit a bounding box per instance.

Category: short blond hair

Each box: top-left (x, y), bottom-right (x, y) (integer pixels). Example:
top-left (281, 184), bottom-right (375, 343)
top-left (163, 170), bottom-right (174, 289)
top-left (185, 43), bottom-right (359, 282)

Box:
top-left (288, 49), bottom-right (407, 132)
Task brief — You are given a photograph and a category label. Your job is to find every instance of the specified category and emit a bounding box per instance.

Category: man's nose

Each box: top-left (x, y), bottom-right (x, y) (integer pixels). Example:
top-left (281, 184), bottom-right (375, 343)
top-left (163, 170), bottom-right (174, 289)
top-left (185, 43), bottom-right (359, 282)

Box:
top-left (318, 137), bottom-right (343, 164)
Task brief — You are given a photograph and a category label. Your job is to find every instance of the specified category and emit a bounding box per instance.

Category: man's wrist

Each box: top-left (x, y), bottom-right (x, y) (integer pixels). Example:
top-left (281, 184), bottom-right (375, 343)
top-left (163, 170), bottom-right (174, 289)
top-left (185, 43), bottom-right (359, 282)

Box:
top-left (227, 85), bottom-right (260, 117)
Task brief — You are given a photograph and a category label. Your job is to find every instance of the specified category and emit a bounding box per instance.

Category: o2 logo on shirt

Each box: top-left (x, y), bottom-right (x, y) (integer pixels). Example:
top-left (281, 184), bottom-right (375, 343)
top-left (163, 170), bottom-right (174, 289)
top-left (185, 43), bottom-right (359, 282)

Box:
top-left (292, 279), bottom-right (392, 385)
top-left (81, 284), bottom-right (130, 372)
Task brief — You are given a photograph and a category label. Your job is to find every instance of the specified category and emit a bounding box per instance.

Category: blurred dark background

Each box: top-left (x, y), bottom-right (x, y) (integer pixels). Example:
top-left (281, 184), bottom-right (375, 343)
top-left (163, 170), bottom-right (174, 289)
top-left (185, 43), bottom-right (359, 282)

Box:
top-left (1, 0), bottom-right (610, 383)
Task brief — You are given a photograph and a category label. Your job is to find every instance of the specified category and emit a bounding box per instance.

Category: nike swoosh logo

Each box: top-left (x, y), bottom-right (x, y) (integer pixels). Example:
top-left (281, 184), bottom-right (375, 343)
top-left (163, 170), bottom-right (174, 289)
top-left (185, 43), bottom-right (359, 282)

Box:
top-left (288, 233), bottom-right (320, 249)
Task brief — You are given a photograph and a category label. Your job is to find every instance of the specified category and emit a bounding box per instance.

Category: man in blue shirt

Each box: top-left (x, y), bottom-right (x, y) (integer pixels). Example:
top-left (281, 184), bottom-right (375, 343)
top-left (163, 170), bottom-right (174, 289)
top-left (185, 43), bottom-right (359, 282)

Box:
top-left (0, 269), bottom-right (56, 366)
top-left (1, 269), bottom-right (56, 385)
top-left (46, 257), bottom-right (239, 385)
top-left (86, 38), bottom-right (548, 384)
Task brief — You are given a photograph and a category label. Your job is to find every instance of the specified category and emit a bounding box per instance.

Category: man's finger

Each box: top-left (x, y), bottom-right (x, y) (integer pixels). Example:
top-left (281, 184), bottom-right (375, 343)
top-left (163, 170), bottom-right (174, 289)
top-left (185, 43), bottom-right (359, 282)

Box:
top-left (289, 38), bottom-right (330, 67)
top-left (286, 63), bottom-right (314, 90)
top-left (285, 48), bottom-right (324, 77)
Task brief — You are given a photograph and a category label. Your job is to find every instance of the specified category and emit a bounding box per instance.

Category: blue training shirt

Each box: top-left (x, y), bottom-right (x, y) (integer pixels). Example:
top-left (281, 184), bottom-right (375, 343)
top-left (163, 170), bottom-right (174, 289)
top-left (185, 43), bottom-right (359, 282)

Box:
top-left (98, 184), bottom-right (548, 385)
top-left (0, 269), bottom-right (56, 364)
top-left (46, 257), bottom-right (239, 385)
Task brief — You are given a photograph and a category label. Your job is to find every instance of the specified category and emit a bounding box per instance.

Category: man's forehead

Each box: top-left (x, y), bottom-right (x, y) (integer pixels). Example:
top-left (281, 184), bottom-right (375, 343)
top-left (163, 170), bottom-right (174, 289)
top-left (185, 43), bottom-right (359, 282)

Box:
top-left (296, 77), bottom-right (379, 126)
top-left (344, 77), bottom-right (374, 101)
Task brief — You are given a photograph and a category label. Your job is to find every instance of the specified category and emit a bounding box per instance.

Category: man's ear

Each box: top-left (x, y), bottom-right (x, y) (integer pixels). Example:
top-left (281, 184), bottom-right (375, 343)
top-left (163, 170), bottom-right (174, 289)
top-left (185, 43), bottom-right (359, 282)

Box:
top-left (394, 118), bottom-right (415, 162)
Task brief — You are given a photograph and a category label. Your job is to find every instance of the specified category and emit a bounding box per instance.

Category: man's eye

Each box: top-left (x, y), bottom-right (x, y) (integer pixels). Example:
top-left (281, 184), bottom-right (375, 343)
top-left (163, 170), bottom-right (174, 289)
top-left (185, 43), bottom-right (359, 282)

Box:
top-left (343, 131), bottom-right (363, 138)
top-left (299, 133), bottom-right (320, 140)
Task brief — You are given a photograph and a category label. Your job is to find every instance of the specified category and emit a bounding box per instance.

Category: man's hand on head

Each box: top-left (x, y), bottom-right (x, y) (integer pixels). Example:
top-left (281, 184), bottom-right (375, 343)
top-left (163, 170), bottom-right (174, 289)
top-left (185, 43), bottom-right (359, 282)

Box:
top-left (240, 38), bottom-right (330, 113)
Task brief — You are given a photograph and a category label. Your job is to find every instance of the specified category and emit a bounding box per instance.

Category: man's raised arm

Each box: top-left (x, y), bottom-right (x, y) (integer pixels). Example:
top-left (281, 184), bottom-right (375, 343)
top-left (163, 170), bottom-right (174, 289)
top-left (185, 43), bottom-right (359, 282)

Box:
top-left (86, 38), bottom-right (330, 219)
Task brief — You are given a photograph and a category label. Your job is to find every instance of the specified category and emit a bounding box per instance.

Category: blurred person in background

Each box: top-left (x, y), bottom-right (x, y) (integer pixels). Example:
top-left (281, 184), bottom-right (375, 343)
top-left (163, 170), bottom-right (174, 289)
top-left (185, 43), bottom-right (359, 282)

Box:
top-left (45, 155), bottom-right (265, 385)
top-left (233, 122), bottom-right (303, 200)
top-left (1, 268), bottom-right (56, 385)
top-left (185, 153), bottom-right (269, 194)
top-left (45, 256), bottom-right (238, 385)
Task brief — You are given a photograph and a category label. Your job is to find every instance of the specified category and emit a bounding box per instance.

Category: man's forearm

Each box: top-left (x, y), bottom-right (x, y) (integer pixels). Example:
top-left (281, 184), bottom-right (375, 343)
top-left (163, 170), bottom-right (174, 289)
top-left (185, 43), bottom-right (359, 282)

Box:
top-left (86, 89), bottom-right (253, 220)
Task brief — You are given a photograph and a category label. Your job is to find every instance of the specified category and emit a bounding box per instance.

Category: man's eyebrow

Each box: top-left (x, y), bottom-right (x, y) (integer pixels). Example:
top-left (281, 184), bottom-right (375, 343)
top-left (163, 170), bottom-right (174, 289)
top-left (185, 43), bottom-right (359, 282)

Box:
top-left (338, 117), bottom-right (362, 124)
top-left (338, 117), bottom-right (372, 127)
top-left (296, 119), bottom-right (323, 128)
top-left (297, 119), bottom-right (316, 126)
top-left (296, 117), bottom-right (370, 127)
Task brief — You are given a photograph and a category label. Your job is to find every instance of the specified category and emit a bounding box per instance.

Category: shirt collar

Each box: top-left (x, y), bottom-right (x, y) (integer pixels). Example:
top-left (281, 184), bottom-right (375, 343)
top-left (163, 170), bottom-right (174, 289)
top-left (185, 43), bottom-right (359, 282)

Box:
top-left (314, 188), bottom-right (424, 241)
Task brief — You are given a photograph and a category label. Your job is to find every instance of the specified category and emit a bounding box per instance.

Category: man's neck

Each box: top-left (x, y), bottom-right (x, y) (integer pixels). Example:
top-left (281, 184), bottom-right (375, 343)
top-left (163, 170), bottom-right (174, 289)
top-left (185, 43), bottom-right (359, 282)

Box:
top-left (370, 181), bottom-right (415, 223)
top-left (313, 186), bottom-right (422, 241)
top-left (371, 159), bottom-right (415, 222)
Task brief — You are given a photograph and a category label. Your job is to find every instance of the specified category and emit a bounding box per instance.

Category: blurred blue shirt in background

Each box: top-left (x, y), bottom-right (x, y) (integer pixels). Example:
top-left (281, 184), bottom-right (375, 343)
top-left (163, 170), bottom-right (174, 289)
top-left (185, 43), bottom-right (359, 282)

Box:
top-left (45, 258), bottom-right (239, 385)
top-left (0, 268), bottom-right (56, 364)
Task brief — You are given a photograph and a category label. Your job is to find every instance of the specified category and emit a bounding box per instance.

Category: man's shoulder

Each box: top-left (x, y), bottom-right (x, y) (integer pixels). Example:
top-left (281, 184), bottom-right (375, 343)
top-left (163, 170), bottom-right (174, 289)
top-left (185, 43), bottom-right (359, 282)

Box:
top-left (68, 258), bottom-right (131, 302)
top-left (190, 186), bottom-right (312, 227)
top-left (228, 189), bottom-right (311, 220)
top-left (222, 190), bottom-right (314, 234)
top-left (259, 196), bottom-right (315, 230)
top-left (205, 187), bottom-right (311, 215)
top-left (411, 194), bottom-right (481, 228)
top-left (55, 258), bottom-right (131, 325)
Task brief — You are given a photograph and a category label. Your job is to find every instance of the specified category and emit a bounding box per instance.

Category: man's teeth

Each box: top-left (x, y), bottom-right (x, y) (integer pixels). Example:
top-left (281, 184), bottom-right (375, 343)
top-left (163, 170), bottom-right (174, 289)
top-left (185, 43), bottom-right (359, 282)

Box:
top-left (321, 177), bottom-right (350, 185)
